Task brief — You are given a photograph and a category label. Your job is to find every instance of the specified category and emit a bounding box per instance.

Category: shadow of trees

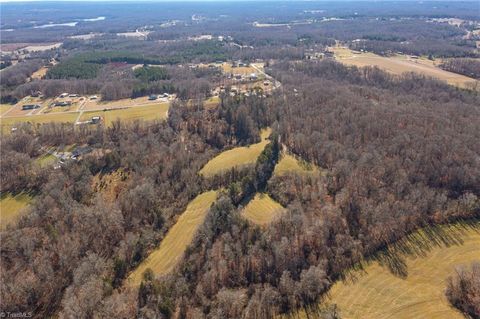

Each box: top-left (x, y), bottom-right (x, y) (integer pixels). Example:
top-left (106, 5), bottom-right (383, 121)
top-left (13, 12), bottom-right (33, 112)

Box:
top-left (341, 219), bottom-right (480, 281)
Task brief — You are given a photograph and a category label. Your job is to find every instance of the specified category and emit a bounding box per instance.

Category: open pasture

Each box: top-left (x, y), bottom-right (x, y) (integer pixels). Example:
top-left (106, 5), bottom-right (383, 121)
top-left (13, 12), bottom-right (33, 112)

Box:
top-left (331, 47), bottom-right (479, 88)
top-left (0, 193), bottom-right (33, 229)
top-left (127, 190), bottom-right (218, 286)
top-left (290, 221), bottom-right (480, 319)
top-left (199, 128), bottom-right (271, 178)
top-left (242, 193), bottom-right (285, 225)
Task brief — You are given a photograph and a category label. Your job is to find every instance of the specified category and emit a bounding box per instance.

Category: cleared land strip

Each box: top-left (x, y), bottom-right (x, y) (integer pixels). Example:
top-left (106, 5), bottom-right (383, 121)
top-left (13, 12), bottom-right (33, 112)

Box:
top-left (242, 193), bottom-right (285, 225)
top-left (289, 221), bottom-right (480, 319)
top-left (127, 190), bottom-right (218, 286)
top-left (199, 128), bottom-right (272, 178)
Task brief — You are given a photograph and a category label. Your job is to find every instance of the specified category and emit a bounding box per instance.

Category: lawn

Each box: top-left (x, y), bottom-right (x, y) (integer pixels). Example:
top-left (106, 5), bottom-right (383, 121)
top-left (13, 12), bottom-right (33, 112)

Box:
top-left (127, 190), bottom-right (218, 286)
top-left (273, 152), bottom-right (320, 177)
top-left (80, 102), bottom-right (169, 125)
top-left (289, 221), bottom-right (480, 319)
top-left (241, 193), bottom-right (285, 225)
top-left (0, 193), bottom-right (33, 229)
top-left (35, 153), bottom-right (56, 167)
top-left (199, 128), bottom-right (271, 178)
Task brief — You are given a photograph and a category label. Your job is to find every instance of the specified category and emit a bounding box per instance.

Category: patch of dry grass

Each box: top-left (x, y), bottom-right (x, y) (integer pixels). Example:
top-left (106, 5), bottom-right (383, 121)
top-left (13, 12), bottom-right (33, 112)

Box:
top-left (242, 193), bottom-right (285, 225)
top-left (274, 152), bottom-right (320, 177)
top-left (199, 128), bottom-right (271, 178)
top-left (1, 112), bottom-right (78, 133)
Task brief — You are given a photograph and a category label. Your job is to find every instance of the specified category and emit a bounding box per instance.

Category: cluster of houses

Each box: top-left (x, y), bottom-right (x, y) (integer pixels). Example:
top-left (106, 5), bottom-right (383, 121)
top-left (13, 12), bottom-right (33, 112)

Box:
top-left (227, 72), bottom-right (259, 82)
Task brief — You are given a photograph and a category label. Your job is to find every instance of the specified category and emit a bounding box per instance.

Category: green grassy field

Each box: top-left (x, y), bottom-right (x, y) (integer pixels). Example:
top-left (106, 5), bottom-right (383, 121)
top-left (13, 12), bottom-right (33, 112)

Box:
top-left (242, 193), bottom-right (285, 225)
top-left (0, 193), bottom-right (33, 229)
top-left (290, 221), bottom-right (480, 319)
top-left (127, 190), bottom-right (218, 286)
top-left (273, 152), bottom-right (320, 177)
top-left (79, 102), bottom-right (169, 125)
top-left (199, 128), bottom-right (271, 178)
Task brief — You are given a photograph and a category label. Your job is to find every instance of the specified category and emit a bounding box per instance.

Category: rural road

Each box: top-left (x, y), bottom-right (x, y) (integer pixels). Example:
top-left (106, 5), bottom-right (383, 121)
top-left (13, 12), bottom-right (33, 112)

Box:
top-left (251, 63), bottom-right (282, 89)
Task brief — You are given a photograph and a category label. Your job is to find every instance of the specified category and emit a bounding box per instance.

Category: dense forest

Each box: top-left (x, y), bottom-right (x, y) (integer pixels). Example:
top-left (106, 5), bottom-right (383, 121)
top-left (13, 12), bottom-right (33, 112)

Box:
top-left (1, 59), bottom-right (479, 318)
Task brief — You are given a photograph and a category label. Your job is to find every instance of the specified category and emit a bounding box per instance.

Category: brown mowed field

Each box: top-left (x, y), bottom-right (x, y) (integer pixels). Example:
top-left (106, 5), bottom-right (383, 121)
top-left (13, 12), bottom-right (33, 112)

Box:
top-left (289, 221), bottom-right (480, 319)
top-left (332, 47), bottom-right (479, 88)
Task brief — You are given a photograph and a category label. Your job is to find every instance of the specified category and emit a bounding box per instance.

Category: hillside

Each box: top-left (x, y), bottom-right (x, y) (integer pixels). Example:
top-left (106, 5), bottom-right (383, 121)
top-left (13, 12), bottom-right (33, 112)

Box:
top-left (200, 128), bottom-right (272, 178)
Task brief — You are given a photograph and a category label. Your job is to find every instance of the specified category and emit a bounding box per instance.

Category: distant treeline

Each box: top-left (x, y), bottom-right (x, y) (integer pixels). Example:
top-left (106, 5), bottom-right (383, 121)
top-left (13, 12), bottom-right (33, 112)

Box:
top-left (46, 41), bottom-right (227, 80)
top-left (440, 58), bottom-right (480, 79)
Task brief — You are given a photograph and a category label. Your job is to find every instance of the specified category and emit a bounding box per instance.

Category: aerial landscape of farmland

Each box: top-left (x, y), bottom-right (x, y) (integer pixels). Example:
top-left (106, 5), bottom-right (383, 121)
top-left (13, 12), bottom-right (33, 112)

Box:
top-left (1, 1), bottom-right (479, 318)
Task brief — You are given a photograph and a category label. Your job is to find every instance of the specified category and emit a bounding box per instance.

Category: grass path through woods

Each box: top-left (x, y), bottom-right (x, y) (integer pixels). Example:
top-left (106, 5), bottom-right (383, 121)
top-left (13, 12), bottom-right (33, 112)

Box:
top-left (127, 190), bottom-right (218, 286)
